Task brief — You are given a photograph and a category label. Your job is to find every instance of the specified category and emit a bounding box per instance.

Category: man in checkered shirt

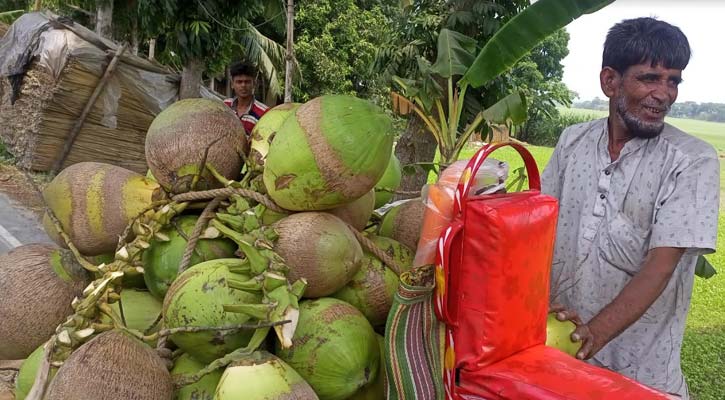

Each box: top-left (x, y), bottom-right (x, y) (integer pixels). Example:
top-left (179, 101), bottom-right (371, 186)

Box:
top-left (224, 62), bottom-right (269, 136)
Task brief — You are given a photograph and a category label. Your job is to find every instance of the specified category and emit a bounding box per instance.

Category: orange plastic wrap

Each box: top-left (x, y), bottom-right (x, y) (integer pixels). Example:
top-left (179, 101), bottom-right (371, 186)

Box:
top-left (413, 159), bottom-right (508, 267)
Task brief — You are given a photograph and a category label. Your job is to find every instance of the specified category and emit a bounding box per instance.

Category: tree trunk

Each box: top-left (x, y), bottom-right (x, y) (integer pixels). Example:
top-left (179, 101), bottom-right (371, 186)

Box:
top-left (180, 58), bottom-right (204, 99)
top-left (284, 0), bottom-right (295, 103)
top-left (95, 0), bottom-right (113, 39)
top-left (394, 115), bottom-right (438, 200)
top-left (131, 15), bottom-right (139, 55)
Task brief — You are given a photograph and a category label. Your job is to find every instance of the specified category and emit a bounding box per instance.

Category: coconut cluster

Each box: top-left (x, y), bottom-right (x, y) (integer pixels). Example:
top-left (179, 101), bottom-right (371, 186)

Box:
top-left (2, 95), bottom-right (432, 400)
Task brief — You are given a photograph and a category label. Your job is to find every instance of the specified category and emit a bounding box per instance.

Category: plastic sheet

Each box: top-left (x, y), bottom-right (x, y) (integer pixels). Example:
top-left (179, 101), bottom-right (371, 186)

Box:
top-left (413, 158), bottom-right (509, 267)
top-left (0, 12), bottom-right (219, 129)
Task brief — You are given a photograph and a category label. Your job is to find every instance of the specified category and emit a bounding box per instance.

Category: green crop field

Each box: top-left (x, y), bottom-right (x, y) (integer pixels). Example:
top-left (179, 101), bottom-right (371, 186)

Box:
top-left (453, 109), bottom-right (725, 399)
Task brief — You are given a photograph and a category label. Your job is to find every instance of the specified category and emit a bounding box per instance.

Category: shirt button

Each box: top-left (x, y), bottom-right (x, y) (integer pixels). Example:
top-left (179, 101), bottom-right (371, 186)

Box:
top-left (604, 170), bottom-right (611, 176)
top-left (600, 194), bottom-right (606, 199)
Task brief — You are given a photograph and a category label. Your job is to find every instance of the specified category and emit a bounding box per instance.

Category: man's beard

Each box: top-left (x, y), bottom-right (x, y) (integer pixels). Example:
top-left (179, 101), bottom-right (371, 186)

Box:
top-left (615, 95), bottom-right (669, 139)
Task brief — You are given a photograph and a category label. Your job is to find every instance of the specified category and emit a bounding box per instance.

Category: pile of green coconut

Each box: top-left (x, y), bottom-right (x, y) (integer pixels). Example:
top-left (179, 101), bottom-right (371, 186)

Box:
top-left (0, 94), bottom-right (428, 400)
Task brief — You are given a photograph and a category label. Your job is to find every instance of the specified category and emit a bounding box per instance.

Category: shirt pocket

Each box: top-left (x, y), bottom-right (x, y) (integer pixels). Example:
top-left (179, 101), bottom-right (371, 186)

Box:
top-left (598, 211), bottom-right (651, 275)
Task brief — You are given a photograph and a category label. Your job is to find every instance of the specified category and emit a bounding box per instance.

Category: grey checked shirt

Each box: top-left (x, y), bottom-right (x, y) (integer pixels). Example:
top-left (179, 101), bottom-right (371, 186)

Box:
top-left (541, 118), bottom-right (719, 398)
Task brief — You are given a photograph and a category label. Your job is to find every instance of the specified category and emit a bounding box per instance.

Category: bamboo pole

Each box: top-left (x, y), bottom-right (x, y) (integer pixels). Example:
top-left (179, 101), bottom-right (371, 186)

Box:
top-left (51, 44), bottom-right (127, 174)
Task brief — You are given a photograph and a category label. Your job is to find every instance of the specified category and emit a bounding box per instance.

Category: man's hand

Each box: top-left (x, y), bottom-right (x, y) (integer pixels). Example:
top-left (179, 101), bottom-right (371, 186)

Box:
top-left (549, 303), bottom-right (603, 360)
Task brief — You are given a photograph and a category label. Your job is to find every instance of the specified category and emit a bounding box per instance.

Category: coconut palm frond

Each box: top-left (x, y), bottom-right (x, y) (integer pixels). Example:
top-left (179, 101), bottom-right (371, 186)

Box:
top-left (243, 22), bottom-right (287, 72)
top-left (259, 49), bottom-right (282, 98)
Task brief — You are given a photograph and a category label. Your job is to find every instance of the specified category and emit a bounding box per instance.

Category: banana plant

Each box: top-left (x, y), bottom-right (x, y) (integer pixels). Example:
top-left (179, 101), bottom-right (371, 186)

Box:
top-left (392, 0), bottom-right (614, 169)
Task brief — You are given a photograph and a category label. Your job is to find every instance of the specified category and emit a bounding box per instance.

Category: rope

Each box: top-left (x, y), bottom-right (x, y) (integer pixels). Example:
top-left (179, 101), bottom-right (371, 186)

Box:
top-left (172, 188), bottom-right (286, 213)
top-left (178, 197), bottom-right (222, 274)
top-left (348, 225), bottom-right (403, 276)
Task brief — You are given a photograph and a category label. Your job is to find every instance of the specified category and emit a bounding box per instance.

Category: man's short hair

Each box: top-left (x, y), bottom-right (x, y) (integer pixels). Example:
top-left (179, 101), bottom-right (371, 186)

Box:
top-left (602, 17), bottom-right (691, 74)
top-left (230, 62), bottom-right (258, 79)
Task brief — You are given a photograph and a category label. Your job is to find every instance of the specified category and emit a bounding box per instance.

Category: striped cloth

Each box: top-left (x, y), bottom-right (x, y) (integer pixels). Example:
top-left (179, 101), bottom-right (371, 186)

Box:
top-left (384, 264), bottom-right (446, 400)
top-left (223, 97), bottom-right (269, 135)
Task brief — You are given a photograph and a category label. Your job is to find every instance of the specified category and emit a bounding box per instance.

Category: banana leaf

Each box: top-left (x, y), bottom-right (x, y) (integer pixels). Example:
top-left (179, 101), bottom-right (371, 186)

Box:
top-left (461, 0), bottom-right (614, 88)
top-left (430, 28), bottom-right (477, 78)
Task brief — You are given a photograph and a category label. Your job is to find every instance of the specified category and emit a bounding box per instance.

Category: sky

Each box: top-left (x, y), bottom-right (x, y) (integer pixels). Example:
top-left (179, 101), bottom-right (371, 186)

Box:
top-left (562, 1), bottom-right (725, 104)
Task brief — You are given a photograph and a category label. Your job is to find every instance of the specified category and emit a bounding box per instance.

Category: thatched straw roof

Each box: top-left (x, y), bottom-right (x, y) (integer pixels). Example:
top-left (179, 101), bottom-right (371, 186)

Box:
top-left (0, 12), bottom-right (218, 174)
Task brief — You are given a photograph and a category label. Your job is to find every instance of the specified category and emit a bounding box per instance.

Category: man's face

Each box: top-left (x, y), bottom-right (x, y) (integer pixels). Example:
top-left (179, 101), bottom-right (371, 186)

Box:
top-left (612, 63), bottom-right (682, 139)
top-left (232, 74), bottom-right (255, 99)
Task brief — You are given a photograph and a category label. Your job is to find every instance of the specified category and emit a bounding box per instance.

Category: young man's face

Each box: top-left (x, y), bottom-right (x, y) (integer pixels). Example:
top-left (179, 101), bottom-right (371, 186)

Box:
top-left (611, 63), bottom-right (682, 138)
top-left (232, 74), bottom-right (255, 99)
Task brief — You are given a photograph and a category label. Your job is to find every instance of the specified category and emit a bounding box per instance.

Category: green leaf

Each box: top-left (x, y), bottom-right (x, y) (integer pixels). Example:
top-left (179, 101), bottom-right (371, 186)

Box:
top-left (695, 255), bottom-right (717, 279)
top-left (430, 29), bottom-right (477, 78)
top-left (0, 9), bottom-right (23, 24)
top-left (481, 91), bottom-right (528, 125)
top-left (461, 0), bottom-right (614, 88)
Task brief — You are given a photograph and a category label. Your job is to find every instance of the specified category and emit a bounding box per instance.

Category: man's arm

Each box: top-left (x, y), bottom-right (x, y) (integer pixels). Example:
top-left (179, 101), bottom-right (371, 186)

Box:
top-left (571, 247), bottom-right (685, 359)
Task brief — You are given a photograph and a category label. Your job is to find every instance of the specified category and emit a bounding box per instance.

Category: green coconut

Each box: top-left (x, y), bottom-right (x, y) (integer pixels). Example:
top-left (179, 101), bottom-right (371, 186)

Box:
top-left (108, 289), bottom-right (162, 336)
top-left (45, 330), bottom-right (174, 400)
top-left (275, 298), bottom-right (380, 400)
top-left (331, 236), bottom-right (413, 327)
top-left (143, 215), bottom-right (237, 300)
top-left (378, 199), bottom-right (425, 251)
top-left (145, 98), bottom-right (247, 193)
top-left (374, 153), bottom-right (402, 209)
top-left (327, 189), bottom-right (375, 231)
top-left (215, 351), bottom-right (318, 400)
top-left (15, 344), bottom-right (58, 400)
top-left (249, 102), bottom-right (301, 172)
top-left (0, 244), bottom-right (90, 359)
top-left (42, 162), bottom-right (161, 255)
top-left (263, 95), bottom-right (394, 211)
top-left (546, 313), bottom-right (582, 357)
top-left (273, 212), bottom-right (363, 298)
top-left (162, 259), bottom-right (263, 362)
top-left (171, 353), bottom-right (223, 400)
top-left (348, 334), bottom-right (386, 400)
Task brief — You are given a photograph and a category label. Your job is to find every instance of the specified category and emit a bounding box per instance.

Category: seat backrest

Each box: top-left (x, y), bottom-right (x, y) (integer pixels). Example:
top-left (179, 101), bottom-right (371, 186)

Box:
top-left (442, 192), bottom-right (558, 370)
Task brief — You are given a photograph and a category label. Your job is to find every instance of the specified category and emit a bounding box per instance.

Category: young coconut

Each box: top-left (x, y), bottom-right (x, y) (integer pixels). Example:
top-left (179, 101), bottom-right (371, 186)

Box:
top-left (0, 244), bottom-right (90, 359)
top-left (348, 334), bottom-right (386, 400)
top-left (263, 95), bottom-right (394, 211)
top-left (374, 153), bottom-right (402, 209)
top-left (273, 212), bottom-right (363, 298)
top-left (327, 189), bottom-right (375, 231)
top-left (546, 312), bottom-right (582, 357)
top-left (378, 199), bottom-right (425, 251)
top-left (145, 98), bottom-right (247, 193)
top-left (172, 353), bottom-right (223, 400)
top-left (248, 102), bottom-right (301, 172)
top-left (143, 215), bottom-right (237, 300)
top-left (275, 298), bottom-right (380, 400)
top-left (42, 162), bottom-right (162, 255)
top-left (162, 258), bottom-right (263, 363)
top-left (331, 236), bottom-right (413, 327)
top-left (214, 351), bottom-right (318, 400)
top-left (45, 330), bottom-right (174, 400)
top-left (109, 288), bottom-right (162, 336)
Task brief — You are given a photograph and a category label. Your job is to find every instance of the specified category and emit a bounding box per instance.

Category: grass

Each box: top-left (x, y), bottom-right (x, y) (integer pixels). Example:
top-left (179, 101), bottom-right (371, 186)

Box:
top-left (453, 111), bottom-right (725, 398)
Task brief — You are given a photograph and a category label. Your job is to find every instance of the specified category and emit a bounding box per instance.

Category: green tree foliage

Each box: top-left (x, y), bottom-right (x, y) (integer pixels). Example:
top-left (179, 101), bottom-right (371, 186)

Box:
top-left (292, 0), bottom-right (390, 103)
top-left (513, 29), bottom-right (574, 145)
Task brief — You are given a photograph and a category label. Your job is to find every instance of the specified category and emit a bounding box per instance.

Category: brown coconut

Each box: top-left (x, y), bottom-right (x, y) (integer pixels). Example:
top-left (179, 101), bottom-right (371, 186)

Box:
top-left (378, 200), bottom-right (425, 251)
top-left (46, 330), bottom-right (173, 400)
top-left (0, 244), bottom-right (90, 359)
top-left (145, 98), bottom-right (247, 193)
top-left (273, 212), bottom-right (363, 298)
top-left (42, 162), bottom-right (161, 256)
top-left (327, 190), bottom-right (375, 231)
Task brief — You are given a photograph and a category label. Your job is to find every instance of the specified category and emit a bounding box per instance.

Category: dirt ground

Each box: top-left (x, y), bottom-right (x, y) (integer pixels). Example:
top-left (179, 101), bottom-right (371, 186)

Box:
top-left (0, 164), bottom-right (47, 216)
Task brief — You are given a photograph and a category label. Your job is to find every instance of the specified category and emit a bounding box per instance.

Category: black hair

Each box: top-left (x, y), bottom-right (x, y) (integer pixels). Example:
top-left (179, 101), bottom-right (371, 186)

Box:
top-left (602, 17), bottom-right (691, 74)
top-left (230, 62), bottom-right (258, 79)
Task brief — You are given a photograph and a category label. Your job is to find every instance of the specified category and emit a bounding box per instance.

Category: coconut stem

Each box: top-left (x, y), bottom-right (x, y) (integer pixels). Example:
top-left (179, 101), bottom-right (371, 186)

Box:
top-left (44, 206), bottom-right (98, 272)
top-left (148, 320), bottom-right (290, 341)
top-left (173, 327), bottom-right (270, 388)
top-left (25, 339), bottom-right (54, 400)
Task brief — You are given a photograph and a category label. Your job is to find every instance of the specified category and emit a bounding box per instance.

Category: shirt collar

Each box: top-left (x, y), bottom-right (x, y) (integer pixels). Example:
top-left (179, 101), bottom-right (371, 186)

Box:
top-left (598, 118), bottom-right (650, 165)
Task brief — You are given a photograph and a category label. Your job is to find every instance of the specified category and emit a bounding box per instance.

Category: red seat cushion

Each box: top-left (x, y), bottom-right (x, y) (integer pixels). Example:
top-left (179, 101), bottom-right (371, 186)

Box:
top-left (455, 345), bottom-right (670, 399)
